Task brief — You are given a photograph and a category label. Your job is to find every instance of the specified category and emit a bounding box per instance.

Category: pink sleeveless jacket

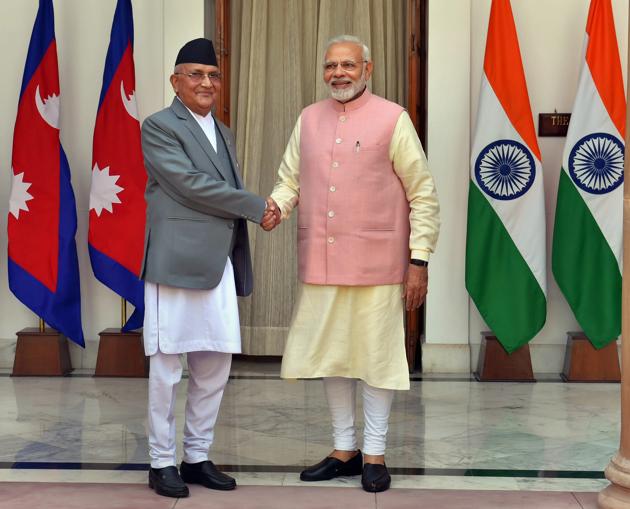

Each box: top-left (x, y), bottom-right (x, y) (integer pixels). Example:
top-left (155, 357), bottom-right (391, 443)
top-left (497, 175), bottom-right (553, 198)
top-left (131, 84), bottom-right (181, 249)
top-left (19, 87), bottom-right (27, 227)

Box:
top-left (298, 89), bottom-right (410, 286)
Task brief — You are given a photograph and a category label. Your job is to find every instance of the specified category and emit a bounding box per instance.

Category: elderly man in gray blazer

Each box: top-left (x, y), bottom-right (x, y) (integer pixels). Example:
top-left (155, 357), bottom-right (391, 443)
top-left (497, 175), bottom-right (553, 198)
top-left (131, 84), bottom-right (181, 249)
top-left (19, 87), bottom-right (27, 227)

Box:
top-left (140, 38), bottom-right (276, 499)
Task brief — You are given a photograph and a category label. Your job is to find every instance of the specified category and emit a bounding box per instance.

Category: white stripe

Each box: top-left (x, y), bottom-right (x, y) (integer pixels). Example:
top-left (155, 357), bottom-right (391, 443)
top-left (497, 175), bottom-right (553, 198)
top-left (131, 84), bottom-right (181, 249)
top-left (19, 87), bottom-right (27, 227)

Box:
top-left (561, 60), bottom-right (623, 268)
top-left (470, 75), bottom-right (547, 295)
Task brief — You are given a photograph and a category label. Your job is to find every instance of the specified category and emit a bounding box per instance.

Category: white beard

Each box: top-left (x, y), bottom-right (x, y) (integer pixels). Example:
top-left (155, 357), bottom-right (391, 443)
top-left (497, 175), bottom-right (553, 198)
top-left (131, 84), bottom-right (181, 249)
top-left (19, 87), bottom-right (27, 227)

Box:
top-left (328, 72), bottom-right (367, 102)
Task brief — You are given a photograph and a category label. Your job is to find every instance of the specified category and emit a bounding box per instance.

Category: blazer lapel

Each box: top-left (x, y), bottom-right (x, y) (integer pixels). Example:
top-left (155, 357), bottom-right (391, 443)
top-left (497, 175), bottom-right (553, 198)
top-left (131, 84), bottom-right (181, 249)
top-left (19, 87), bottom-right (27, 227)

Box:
top-left (170, 98), bottom-right (231, 183)
top-left (216, 121), bottom-right (244, 189)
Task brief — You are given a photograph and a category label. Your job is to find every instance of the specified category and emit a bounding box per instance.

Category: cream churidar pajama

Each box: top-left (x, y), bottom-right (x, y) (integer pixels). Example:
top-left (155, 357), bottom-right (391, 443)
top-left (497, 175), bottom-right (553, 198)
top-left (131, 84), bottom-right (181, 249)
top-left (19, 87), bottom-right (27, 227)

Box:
top-left (324, 378), bottom-right (395, 456)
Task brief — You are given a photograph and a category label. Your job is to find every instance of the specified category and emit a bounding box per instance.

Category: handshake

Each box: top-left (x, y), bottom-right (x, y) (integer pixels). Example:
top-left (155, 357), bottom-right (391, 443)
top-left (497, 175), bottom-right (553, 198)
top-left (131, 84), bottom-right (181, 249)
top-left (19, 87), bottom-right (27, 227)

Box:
top-left (261, 197), bottom-right (281, 231)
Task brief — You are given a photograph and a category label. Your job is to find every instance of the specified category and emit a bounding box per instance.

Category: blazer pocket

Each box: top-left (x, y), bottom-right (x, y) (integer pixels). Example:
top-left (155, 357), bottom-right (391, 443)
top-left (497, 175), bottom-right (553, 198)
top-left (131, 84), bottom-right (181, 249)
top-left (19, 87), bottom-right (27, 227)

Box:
top-left (167, 216), bottom-right (210, 222)
top-left (166, 219), bottom-right (213, 278)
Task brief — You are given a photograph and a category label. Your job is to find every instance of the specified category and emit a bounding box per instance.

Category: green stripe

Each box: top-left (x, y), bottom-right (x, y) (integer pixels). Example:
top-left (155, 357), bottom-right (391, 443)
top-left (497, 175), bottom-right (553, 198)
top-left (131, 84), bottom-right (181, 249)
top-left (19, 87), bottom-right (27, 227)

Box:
top-left (466, 184), bottom-right (546, 353)
top-left (552, 170), bottom-right (621, 348)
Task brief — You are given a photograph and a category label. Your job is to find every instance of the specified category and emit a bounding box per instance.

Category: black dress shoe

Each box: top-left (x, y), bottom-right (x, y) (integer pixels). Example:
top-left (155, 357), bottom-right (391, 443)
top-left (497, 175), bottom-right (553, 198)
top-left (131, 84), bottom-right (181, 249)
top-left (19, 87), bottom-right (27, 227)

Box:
top-left (361, 463), bottom-right (391, 492)
top-left (180, 460), bottom-right (236, 491)
top-left (148, 466), bottom-right (190, 498)
top-left (300, 450), bottom-right (363, 481)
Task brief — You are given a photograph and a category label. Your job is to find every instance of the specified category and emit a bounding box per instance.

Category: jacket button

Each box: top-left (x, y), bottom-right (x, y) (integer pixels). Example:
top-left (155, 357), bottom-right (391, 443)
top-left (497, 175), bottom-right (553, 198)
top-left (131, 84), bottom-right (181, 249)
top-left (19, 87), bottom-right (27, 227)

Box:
top-left (328, 210), bottom-right (335, 218)
top-left (335, 138), bottom-right (342, 144)
top-left (328, 237), bottom-right (335, 244)
top-left (330, 186), bottom-right (336, 192)
top-left (332, 162), bottom-right (339, 168)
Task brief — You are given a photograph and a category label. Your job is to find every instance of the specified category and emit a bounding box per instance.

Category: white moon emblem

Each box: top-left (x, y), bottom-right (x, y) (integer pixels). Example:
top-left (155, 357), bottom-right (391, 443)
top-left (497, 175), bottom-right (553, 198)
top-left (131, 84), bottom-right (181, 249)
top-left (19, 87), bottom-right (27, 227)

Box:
top-left (35, 85), bottom-right (60, 129)
top-left (120, 81), bottom-right (139, 121)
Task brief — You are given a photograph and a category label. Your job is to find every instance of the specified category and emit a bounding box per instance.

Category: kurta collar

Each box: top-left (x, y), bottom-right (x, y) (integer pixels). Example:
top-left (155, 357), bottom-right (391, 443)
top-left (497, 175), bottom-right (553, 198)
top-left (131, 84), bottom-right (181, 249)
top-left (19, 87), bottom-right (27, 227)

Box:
top-left (176, 97), bottom-right (215, 127)
top-left (176, 97), bottom-right (217, 151)
top-left (330, 87), bottom-right (372, 112)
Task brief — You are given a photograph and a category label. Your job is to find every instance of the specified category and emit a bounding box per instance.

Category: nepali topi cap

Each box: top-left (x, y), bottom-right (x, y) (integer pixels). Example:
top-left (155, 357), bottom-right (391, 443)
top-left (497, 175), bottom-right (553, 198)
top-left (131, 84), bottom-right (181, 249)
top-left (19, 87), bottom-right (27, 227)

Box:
top-left (175, 38), bottom-right (218, 66)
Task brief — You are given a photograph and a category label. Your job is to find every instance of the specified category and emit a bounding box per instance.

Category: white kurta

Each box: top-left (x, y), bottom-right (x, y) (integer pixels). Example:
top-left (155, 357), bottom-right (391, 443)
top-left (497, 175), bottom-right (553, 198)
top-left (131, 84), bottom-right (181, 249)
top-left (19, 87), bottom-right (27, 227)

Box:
top-left (143, 258), bottom-right (241, 355)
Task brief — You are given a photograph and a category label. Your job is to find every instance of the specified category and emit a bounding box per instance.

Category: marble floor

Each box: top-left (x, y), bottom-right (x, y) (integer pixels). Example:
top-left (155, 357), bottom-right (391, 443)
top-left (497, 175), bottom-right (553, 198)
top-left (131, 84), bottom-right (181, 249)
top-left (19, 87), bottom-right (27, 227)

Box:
top-left (0, 360), bottom-right (620, 507)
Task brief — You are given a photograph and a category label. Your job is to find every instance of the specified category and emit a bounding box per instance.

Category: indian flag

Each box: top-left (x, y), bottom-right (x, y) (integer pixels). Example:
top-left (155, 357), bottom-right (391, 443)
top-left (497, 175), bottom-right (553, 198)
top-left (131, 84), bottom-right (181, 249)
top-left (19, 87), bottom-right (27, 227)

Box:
top-left (466, 0), bottom-right (546, 353)
top-left (552, 0), bottom-right (624, 349)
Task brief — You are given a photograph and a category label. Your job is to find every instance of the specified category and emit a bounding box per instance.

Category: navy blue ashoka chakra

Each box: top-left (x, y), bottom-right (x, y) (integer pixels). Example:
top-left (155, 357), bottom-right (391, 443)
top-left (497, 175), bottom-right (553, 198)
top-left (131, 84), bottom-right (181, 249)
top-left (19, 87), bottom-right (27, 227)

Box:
top-left (568, 133), bottom-right (624, 195)
top-left (474, 139), bottom-right (536, 201)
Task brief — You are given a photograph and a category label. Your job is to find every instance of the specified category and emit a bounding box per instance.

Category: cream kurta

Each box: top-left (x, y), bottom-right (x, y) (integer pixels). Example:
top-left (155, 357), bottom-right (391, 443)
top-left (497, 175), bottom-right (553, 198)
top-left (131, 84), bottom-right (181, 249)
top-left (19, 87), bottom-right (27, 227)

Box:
top-left (272, 109), bottom-right (439, 391)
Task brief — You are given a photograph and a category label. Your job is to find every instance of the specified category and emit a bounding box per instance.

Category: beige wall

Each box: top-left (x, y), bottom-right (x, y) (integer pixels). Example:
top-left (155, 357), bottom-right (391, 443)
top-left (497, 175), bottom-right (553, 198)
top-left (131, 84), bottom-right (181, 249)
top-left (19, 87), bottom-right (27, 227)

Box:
top-left (0, 0), bottom-right (203, 368)
top-left (0, 0), bottom-right (628, 372)
top-left (424, 0), bottom-right (628, 372)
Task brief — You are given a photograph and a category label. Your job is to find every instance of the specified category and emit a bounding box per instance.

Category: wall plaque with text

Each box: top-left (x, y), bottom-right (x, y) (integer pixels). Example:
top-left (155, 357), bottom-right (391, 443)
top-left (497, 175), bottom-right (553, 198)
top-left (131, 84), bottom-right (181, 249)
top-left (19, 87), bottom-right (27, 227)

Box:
top-left (538, 113), bottom-right (571, 137)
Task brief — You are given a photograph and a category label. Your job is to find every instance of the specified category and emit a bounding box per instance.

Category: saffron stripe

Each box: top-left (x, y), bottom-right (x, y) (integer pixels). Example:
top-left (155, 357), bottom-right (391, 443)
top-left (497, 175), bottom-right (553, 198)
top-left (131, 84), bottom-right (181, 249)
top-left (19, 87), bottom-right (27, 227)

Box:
top-left (483, 0), bottom-right (541, 160)
top-left (585, 0), bottom-right (626, 137)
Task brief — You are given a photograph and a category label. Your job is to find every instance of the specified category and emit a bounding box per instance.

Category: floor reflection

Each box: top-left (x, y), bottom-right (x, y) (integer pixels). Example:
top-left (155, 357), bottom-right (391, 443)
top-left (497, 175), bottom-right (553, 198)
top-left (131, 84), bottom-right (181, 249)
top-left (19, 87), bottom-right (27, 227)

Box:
top-left (0, 360), bottom-right (618, 492)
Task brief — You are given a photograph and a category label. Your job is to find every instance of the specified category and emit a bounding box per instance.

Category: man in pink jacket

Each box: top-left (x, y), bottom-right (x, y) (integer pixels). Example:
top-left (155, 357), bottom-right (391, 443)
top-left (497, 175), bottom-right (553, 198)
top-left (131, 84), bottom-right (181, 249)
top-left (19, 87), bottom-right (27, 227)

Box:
top-left (263, 34), bottom-right (439, 492)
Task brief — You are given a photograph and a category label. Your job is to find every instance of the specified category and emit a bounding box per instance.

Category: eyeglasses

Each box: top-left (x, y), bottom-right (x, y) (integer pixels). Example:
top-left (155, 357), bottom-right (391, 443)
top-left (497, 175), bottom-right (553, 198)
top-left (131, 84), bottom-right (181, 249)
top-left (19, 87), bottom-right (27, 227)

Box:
top-left (175, 71), bottom-right (222, 83)
top-left (323, 60), bottom-right (367, 72)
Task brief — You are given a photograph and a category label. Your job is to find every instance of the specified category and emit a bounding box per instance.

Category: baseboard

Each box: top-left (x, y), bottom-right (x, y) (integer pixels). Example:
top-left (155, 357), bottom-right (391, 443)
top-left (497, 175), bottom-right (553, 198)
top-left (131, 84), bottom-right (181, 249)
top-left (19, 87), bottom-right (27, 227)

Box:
top-left (423, 342), bottom-right (621, 375)
top-left (0, 336), bottom-right (620, 374)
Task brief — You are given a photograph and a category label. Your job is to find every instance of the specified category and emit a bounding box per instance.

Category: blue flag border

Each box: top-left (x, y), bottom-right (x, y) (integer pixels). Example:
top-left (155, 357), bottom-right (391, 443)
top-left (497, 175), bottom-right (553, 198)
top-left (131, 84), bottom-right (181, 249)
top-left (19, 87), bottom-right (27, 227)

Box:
top-left (9, 147), bottom-right (85, 347)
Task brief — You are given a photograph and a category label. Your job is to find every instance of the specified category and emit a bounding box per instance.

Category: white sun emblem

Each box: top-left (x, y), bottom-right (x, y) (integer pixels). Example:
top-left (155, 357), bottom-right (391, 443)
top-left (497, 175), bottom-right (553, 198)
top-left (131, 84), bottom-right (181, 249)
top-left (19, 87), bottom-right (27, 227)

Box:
top-left (89, 163), bottom-right (124, 216)
top-left (9, 170), bottom-right (34, 219)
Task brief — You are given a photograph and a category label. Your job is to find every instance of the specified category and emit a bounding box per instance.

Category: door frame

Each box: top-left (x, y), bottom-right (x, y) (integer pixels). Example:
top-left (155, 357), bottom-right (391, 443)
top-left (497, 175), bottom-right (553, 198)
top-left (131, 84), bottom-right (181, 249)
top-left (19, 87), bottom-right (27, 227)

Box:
top-left (405, 0), bottom-right (429, 372)
top-left (205, 0), bottom-right (231, 125)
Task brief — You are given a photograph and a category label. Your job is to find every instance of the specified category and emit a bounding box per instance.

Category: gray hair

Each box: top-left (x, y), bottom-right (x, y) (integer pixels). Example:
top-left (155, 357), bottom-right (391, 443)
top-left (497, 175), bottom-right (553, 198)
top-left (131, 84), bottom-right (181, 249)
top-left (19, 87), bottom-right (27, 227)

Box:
top-left (324, 35), bottom-right (371, 62)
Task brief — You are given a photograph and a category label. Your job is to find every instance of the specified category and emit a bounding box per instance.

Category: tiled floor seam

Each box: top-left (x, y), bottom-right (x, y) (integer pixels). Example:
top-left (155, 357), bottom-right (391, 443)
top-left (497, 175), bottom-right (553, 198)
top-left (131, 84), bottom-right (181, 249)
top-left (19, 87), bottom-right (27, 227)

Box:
top-left (571, 491), bottom-right (586, 509)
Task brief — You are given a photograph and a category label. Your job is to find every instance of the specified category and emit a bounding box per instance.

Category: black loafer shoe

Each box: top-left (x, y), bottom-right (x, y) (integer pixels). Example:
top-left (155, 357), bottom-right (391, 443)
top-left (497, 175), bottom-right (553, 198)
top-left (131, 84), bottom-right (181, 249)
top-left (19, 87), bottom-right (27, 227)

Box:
top-left (148, 466), bottom-right (190, 498)
top-left (180, 460), bottom-right (236, 491)
top-left (300, 450), bottom-right (363, 481)
top-left (361, 463), bottom-right (391, 492)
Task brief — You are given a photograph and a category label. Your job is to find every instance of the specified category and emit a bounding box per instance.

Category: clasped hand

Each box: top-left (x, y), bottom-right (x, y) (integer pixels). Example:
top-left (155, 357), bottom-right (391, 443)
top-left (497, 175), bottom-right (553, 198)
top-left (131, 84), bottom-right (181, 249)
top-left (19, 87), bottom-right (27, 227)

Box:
top-left (261, 197), bottom-right (281, 231)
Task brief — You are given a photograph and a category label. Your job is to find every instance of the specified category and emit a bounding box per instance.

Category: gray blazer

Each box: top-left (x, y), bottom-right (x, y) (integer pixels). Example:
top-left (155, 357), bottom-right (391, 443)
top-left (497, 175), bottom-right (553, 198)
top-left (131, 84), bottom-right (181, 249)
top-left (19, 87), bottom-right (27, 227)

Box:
top-left (140, 98), bottom-right (265, 296)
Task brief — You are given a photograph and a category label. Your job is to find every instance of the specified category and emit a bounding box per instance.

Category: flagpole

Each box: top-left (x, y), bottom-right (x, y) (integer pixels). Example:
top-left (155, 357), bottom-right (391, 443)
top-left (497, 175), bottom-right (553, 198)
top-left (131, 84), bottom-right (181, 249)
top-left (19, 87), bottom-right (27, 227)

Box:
top-left (38, 318), bottom-right (45, 333)
top-left (121, 298), bottom-right (127, 329)
top-left (598, 3), bottom-right (630, 506)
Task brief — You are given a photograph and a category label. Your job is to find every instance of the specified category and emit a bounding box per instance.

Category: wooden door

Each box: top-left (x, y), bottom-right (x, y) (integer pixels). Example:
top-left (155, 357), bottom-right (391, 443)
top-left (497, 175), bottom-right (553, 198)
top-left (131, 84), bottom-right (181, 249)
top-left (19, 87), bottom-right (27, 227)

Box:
top-left (206, 0), bottom-right (231, 125)
top-left (405, 0), bottom-right (428, 372)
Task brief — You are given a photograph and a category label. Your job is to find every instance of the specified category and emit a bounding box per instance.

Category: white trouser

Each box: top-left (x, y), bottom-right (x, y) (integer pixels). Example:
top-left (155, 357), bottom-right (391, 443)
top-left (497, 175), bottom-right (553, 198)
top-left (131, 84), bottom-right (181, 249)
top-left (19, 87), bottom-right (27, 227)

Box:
top-left (148, 350), bottom-right (232, 468)
top-left (323, 377), bottom-right (395, 456)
